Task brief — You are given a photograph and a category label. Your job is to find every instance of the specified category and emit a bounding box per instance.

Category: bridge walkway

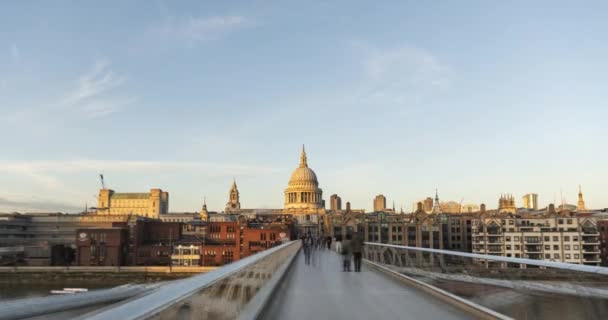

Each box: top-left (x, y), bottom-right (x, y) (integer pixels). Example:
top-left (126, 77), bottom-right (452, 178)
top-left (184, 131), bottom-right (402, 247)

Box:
top-left (261, 247), bottom-right (474, 320)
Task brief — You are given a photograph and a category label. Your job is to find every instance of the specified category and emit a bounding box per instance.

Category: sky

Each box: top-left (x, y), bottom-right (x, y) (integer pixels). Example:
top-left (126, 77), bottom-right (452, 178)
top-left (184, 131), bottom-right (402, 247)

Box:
top-left (1, 1), bottom-right (607, 213)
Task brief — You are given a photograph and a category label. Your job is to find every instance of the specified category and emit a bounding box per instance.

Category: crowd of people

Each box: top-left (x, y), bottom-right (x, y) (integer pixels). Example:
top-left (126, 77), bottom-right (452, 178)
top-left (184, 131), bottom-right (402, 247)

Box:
top-left (300, 232), bottom-right (364, 272)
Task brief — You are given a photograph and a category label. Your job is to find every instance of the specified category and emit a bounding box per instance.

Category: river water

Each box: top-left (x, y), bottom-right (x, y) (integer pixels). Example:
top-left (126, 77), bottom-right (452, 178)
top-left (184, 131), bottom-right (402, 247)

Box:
top-left (431, 279), bottom-right (608, 320)
top-left (0, 281), bottom-right (129, 301)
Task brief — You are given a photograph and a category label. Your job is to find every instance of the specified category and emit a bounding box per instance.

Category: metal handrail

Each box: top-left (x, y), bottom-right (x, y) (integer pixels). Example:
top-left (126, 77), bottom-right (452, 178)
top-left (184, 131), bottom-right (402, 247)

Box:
top-left (83, 240), bottom-right (299, 320)
top-left (364, 242), bottom-right (608, 275)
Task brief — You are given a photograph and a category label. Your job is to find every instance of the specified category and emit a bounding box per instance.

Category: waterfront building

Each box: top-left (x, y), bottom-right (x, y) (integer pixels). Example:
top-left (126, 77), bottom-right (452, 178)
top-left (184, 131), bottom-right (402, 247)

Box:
top-left (97, 188), bottom-right (168, 218)
top-left (522, 193), bottom-right (539, 210)
top-left (472, 204), bottom-right (601, 266)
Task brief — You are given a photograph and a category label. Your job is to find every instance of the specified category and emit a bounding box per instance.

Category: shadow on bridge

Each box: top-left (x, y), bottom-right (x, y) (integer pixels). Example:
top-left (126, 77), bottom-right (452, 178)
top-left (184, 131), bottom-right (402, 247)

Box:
top-left (260, 248), bottom-right (474, 320)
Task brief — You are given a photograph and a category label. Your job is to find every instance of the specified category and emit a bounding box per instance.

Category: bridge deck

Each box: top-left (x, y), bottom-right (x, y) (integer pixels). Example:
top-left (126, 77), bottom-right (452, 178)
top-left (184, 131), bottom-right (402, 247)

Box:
top-left (261, 248), bottom-right (474, 320)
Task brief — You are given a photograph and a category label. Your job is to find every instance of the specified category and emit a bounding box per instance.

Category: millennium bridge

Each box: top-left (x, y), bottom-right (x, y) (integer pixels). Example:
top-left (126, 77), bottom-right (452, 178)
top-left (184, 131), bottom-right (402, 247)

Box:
top-left (1, 241), bottom-right (607, 320)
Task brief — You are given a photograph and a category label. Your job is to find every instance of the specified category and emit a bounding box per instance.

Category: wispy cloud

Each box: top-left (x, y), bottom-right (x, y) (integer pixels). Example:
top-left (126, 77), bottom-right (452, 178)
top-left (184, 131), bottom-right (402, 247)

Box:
top-left (353, 42), bottom-right (451, 105)
top-left (62, 59), bottom-right (131, 118)
top-left (64, 59), bottom-right (125, 104)
top-left (1, 59), bottom-right (132, 125)
top-left (10, 44), bottom-right (20, 60)
top-left (133, 15), bottom-right (250, 53)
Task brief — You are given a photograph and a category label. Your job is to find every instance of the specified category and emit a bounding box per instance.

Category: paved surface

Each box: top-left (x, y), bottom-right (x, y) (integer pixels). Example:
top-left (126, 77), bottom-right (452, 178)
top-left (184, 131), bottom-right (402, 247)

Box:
top-left (261, 248), bottom-right (474, 320)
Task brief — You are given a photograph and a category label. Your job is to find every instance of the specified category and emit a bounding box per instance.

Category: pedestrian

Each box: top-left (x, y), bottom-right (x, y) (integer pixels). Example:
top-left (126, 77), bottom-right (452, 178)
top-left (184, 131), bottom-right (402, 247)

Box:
top-left (326, 236), bottom-right (332, 250)
top-left (335, 234), bottom-right (343, 254)
top-left (303, 234), bottom-right (312, 265)
top-left (351, 231), bottom-right (364, 272)
top-left (341, 234), bottom-right (352, 272)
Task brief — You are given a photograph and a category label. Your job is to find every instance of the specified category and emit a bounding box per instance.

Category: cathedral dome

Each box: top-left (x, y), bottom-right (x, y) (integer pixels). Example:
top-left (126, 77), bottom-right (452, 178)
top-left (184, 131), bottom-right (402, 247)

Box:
top-left (284, 145), bottom-right (323, 211)
top-left (288, 166), bottom-right (318, 186)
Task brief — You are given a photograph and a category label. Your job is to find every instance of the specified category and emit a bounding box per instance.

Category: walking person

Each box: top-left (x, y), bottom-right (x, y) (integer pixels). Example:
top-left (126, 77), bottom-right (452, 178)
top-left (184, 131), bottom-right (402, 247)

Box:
top-left (303, 234), bottom-right (312, 265)
top-left (335, 234), bottom-right (343, 254)
top-left (326, 236), bottom-right (332, 250)
top-left (351, 231), bottom-right (364, 272)
top-left (341, 234), bottom-right (352, 272)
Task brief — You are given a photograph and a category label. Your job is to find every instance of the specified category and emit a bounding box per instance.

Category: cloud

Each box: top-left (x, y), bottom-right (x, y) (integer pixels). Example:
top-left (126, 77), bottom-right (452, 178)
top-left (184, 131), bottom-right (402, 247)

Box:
top-left (10, 44), bottom-right (20, 60)
top-left (0, 159), bottom-right (281, 177)
top-left (64, 60), bottom-right (126, 105)
top-left (133, 15), bottom-right (250, 52)
top-left (0, 197), bottom-right (82, 213)
top-left (353, 42), bottom-right (451, 105)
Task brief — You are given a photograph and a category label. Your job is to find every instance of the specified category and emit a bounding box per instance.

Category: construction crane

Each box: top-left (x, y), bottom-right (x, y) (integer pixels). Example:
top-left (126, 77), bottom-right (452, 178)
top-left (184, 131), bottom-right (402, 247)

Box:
top-left (99, 174), bottom-right (106, 189)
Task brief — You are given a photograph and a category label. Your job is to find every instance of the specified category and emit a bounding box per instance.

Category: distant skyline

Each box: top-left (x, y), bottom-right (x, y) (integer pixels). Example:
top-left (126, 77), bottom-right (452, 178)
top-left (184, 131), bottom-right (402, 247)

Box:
top-left (1, 1), bottom-right (607, 212)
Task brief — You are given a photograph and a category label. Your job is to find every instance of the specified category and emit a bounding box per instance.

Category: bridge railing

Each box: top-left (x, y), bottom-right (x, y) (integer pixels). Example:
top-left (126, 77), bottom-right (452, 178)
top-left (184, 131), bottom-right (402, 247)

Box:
top-left (364, 242), bottom-right (608, 319)
top-left (80, 240), bottom-right (301, 320)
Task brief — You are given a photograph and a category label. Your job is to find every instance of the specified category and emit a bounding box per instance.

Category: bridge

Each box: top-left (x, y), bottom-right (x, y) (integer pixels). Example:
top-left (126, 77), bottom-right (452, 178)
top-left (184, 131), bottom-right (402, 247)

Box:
top-left (1, 241), bottom-right (607, 320)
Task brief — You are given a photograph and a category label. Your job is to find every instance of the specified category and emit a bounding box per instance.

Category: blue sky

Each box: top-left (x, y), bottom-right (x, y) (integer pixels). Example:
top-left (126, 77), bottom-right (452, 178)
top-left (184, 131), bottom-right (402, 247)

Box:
top-left (1, 1), bottom-right (607, 213)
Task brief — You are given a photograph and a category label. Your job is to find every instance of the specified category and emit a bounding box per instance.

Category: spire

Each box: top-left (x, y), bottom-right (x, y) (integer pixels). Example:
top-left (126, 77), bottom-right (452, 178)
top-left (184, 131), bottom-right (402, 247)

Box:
top-left (432, 189), bottom-right (442, 214)
top-left (202, 196), bottom-right (207, 210)
top-left (577, 185), bottom-right (586, 211)
top-left (299, 144), bottom-right (308, 168)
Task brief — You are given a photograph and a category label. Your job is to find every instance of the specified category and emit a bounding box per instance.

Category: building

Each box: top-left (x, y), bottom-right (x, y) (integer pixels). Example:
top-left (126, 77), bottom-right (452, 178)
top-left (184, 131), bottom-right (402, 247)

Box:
top-left (462, 204), bottom-right (479, 213)
top-left (0, 212), bottom-right (133, 266)
top-left (225, 180), bottom-right (241, 212)
top-left (423, 197), bottom-right (434, 213)
top-left (283, 145), bottom-right (326, 236)
top-left (171, 243), bottom-right (201, 266)
top-left (472, 205), bottom-right (601, 266)
top-left (498, 194), bottom-right (516, 214)
top-left (330, 194), bottom-right (342, 211)
top-left (598, 219), bottom-right (608, 266)
top-left (74, 218), bottom-right (181, 266)
top-left (577, 186), bottom-right (586, 211)
top-left (373, 195), bottom-right (386, 212)
top-left (522, 193), bottom-right (539, 210)
top-left (75, 227), bottom-right (127, 266)
top-left (97, 188), bottom-right (169, 218)
top-left (440, 201), bottom-right (461, 214)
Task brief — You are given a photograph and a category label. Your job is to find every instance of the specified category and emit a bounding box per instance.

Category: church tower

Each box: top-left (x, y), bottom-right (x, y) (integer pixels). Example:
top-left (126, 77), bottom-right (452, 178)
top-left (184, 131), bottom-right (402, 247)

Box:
top-left (226, 179), bottom-right (241, 211)
top-left (431, 189), bottom-right (442, 214)
top-left (577, 185), bottom-right (586, 211)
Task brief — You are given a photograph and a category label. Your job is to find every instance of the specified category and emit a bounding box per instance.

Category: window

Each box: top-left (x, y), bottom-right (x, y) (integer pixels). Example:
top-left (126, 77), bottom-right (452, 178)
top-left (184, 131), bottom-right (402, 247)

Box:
top-left (506, 236), bottom-right (511, 241)
top-left (261, 233), bottom-right (267, 241)
top-left (544, 236), bottom-right (550, 241)
top-left (567, 219), bottom-right (572, 224)
top-left (564, 236), bottom-right (570, 241)
top-left (574, 254), bottom-right (580, 259)
top-left (553, 236), bottom-right (558, 241)
top-left (515, 245), bottom-right (520, 250)
top-left (509, 220), bottom-right (514, 225)
top-left (506, 245), bottom-right (512, 250)
top-left (573, 236), bottom-right (579, 241)
top-left (565, 254), bottom-right (571, 259)
top-left (514, 236), bottom-right (520, 241)
top-left (554, 253), bottom-right (560, 259)
top-left (574, 245), bottom-right (579, 250)
top-left (545, 254), bottom-right (551, 259)
top-left (544, 245), bottom-right (550, 250)
top-left (553, 245), bottom-right (559, 250)
top-left (565, 245), bottom-right (570, 250)
top-left (558, 219), bottom-right (564, 224)
top-left (90, 246), bottom-right (97, 256)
